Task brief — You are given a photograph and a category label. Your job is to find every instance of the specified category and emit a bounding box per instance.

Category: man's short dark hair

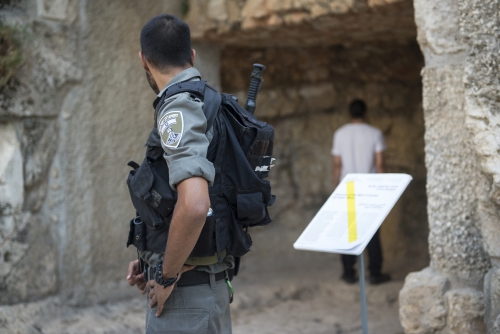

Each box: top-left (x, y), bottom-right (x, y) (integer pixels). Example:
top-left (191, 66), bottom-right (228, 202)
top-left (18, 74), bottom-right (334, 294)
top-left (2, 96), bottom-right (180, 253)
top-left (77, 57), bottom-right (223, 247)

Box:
top-left (140, 14), bottom-right (192, 72)
top-left (349, 99), bottom-right (367, 118)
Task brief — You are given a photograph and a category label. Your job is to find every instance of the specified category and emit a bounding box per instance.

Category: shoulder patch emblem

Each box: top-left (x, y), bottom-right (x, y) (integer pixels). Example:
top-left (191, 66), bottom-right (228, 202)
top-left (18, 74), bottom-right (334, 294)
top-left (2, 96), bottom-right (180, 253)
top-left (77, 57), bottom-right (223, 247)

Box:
top-left (158, 111), bottom-right (184, 148)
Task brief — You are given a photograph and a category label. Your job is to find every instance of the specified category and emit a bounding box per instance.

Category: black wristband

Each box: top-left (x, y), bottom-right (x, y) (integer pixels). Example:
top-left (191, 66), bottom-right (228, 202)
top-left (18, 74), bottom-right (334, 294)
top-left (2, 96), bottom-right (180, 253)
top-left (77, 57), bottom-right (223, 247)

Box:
top-left (155, 261), bottom-right (178, 288)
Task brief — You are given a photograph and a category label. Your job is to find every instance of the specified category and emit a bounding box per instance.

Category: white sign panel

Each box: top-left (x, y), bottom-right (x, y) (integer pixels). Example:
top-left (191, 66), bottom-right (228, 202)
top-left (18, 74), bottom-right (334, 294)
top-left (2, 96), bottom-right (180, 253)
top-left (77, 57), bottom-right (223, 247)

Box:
top-left (293, 173), bottom-right (412, 256)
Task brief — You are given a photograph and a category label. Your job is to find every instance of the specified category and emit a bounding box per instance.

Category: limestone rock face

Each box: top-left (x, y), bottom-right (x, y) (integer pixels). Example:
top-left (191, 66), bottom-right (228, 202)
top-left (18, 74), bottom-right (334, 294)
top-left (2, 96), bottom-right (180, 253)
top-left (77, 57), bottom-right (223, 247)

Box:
top-left (445, 288), bottom-right (486, 334)
top-left (22, 119), bottom-right (58, 189)
top-left (0, 123), bottom-right (23, 218)
top-left (192, 42), bottom-right (221, 90)
top-left (460, 0), bottom-right (500, 265)
top-left (0, 21), bottom-right (82, 118)
top-left (0, 125), bottom-right (27, 300)
top-left (493, 315), bottom-right (500, 334)
top-left (36, 0), bottom-right (79, 22)
top-left (0, 125), bottom-right (57, 303)
top-left (413, 0), bottom-right (466, 66)
top-left (0, 0), bottom-right (187, 305)
top-left (0, 215), bottom-right (57, 305)
top-left (422, 65), bottom-right (490, 283)
top-left (401, 0), bottom-right (500, 332)
top-left (399, 268), bottom-right (449, 334)
top-left (185, 0), bottom-right (416, 47)
top-left (462, 0), bottom-right (500, 200)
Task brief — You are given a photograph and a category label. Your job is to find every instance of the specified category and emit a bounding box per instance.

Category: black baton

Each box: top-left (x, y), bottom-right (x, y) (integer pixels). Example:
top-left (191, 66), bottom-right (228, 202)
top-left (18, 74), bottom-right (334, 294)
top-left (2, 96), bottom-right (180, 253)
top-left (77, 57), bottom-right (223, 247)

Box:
top-left (244, 63), bottom-right (266, 115)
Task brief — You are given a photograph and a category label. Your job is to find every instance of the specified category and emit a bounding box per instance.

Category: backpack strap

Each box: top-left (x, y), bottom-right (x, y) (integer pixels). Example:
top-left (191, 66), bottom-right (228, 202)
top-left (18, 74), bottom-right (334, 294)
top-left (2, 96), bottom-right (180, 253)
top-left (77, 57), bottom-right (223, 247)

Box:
top-left (153, 81), bottom-right (206, 110)
top-left (213, 111), bottom-right (227, 175)
top-left (203, 83), bottom-right (221, 132)
top-left (153, 80), bottom-right (221, 134)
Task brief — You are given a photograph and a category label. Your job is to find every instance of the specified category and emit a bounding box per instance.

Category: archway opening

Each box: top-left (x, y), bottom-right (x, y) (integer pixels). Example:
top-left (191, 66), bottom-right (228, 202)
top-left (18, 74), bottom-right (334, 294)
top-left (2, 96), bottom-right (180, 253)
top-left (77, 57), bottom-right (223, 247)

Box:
top-left (216, 16), bottom-right (427, 282)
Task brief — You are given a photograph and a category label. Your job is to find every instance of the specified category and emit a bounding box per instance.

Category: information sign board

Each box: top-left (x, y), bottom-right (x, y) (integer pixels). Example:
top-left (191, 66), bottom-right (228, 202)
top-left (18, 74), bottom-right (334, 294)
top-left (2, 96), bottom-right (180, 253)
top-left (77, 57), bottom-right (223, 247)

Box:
top-left (293, 173), bottom-right (412, 256)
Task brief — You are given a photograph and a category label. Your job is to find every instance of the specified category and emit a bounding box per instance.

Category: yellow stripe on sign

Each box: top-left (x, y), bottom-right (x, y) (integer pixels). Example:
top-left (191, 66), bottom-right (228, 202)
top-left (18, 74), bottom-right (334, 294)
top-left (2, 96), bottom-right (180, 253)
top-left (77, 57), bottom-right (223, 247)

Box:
top-left (346, 181), bottom-right (357, 243)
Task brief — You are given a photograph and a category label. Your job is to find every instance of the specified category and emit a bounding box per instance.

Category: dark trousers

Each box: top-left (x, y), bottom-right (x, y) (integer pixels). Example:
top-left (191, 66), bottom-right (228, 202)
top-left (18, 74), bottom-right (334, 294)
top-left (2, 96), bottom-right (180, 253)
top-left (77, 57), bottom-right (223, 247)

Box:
top-left (341, 230), bottom-right (382, 277)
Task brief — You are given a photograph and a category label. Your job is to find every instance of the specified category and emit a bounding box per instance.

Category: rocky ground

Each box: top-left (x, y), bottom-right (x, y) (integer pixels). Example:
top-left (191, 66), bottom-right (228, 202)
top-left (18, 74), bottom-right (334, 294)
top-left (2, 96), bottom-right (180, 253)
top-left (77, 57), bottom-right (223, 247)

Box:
top-left (0, 257), bottom-right (405, 334)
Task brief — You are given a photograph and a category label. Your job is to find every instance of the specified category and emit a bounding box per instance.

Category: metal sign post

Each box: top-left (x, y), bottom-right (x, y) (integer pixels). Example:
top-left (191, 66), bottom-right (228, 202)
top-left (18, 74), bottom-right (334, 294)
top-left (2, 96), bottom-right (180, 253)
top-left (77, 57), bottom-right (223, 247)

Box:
top-left (358, 252), bottom-right (369, 334)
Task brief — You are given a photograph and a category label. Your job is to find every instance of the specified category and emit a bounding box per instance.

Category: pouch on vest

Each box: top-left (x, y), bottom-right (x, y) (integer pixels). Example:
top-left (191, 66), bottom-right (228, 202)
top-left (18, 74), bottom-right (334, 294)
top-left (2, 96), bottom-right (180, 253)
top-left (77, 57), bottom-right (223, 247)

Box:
top-left (126, 120), bottom-right (219, 257)
top-left (126, 145), bottom-right (176, 230)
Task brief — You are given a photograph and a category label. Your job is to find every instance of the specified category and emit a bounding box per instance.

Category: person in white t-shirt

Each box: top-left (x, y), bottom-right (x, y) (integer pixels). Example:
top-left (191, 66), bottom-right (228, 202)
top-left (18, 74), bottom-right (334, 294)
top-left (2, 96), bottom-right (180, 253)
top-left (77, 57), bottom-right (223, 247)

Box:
top-left (331, 99), bottom-right (391, 285)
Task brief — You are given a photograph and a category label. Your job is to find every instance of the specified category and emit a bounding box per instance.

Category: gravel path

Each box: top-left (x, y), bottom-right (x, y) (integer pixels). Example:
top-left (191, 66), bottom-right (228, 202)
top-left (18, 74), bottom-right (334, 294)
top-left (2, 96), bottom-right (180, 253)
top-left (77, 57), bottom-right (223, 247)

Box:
top-left (1, 267), bottom-right (404, 334)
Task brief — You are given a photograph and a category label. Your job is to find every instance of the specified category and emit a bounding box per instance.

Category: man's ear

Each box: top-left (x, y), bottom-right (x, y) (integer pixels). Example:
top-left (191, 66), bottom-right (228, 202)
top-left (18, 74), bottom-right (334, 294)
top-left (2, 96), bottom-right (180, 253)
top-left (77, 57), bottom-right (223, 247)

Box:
top-left (191, 49), bottom-right (196, 66)
top-left (139, 52), bottom-right (150, 71)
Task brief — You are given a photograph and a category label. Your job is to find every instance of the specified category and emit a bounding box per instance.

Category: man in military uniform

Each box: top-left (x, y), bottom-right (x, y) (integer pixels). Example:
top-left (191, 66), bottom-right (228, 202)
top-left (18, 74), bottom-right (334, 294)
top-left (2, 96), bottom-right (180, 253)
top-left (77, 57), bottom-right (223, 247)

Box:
top-left (125, 14), bottom-right (233, 333)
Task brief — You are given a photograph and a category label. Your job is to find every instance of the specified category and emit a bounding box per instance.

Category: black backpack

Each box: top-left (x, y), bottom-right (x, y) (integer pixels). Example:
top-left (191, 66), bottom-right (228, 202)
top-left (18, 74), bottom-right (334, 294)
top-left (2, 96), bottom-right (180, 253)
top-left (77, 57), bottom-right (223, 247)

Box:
top-left (126, 81), bottom-right (275, 262)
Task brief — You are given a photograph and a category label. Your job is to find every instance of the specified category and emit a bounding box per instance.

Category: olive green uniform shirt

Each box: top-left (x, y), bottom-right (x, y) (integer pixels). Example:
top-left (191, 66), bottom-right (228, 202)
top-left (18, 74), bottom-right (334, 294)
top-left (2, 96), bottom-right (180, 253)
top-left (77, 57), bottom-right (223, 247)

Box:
top-left (139, 67), bottom-right (232, 273)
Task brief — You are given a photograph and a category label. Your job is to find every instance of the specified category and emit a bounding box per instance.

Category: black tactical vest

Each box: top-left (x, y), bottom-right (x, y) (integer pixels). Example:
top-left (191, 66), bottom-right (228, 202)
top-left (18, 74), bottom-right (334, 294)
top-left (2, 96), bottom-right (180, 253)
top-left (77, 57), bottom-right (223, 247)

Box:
top-left (126, 81), bottom-right (275, 262)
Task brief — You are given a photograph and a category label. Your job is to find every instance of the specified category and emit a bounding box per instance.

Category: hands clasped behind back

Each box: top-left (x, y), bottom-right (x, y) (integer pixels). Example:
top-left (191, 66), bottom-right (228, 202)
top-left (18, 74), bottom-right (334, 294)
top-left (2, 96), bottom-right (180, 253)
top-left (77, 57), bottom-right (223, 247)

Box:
top-left (126, 259), bottom-right (146, 294)
top-left (146, 264), bottom-right (196, 317)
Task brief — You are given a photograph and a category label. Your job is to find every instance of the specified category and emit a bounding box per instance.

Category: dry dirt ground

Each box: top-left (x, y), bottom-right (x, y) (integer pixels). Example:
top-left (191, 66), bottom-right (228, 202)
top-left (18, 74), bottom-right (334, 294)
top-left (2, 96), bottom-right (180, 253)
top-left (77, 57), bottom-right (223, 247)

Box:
top-left (0, 255), bottom-right (405, 334)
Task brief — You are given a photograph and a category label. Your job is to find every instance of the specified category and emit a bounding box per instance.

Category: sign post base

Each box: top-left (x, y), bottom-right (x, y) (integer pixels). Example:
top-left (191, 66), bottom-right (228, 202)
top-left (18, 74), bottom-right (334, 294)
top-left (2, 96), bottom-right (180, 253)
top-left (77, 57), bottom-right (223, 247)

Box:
top-left (358, 252), bottom-right (369, 334)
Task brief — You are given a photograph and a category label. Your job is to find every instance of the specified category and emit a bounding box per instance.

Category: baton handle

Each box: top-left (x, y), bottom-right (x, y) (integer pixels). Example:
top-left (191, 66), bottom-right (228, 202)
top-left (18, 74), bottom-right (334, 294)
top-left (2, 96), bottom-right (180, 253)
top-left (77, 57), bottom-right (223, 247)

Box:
top-left (244, 63), bottom-right (266, 114)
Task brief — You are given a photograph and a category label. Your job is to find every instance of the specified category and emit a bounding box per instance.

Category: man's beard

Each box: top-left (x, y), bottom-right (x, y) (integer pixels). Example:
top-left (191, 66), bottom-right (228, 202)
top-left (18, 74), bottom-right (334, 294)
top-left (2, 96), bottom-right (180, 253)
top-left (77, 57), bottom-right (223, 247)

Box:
top-left (146, 71), bottom-right (160, 94)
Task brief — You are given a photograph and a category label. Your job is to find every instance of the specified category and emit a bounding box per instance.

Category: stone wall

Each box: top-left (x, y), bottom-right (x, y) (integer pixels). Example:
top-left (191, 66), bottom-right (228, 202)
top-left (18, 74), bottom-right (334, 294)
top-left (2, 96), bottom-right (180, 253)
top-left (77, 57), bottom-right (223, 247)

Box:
top-left (0, 0), bottom-right (223, 306)
top-left (219, 41), bottom-right (428, 276)
top-left (185, 0), bottom-right (416, 47)
top-left (399, 0), bottom-right (500, 333)
top-left (0, 0), bottom-right (82, 304)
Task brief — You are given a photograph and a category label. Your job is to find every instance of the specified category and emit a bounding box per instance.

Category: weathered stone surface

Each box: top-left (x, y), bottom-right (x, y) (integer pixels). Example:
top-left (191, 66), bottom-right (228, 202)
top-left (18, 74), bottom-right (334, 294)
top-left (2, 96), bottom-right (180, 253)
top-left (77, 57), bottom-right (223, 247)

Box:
top-left (458, 0), bottom-right (500, 39)
top-left (0, 0), bottom-right (186, 307)
top-left (36, 0), bottom-right (78, 22)
top-left (485, 267), bottom-right (500, 330)
top-left (52, 0), bottom-right (185, 305)
top-left (368, 0), bottom-right (402, 7)
top-left (399, 268), bottom-right (449, 334)
top-left (464, 43), bottom-right (500, 197)
top-left (0, 20), bottom-right (82, 118)
top-left (241, 0), bottom-right (269, 22)
top-left (186, 0), bottom-right (416, 47)
top-left (422, 65), bottom-right (490, 283)
top-left (207, 0), bottom-right (229, 22)
top-left (23, 181), bottom-right (48, 212)
top-left (22, 119), bottom-right (58, 188)
top-left (493, 315), bottom-right (500, 334)
top-left (456, 7), bottom-right (500, 331)
top-left (0, 215), bottom-right (29, 280)
top-left (298, 83), bottom-right (336, 112)
top-left (404, 0), bottom-right (500, 331)
top-left (460, 0), bottom-right (500, 221)
top-left (0, 215), bottom-right (57, 304)
top-left (0, 123), bottom-right (23, 219)
top-left (192, 42), bottom-right (221, 90)
top-left (251, 88), bottom-right (299, 118)
top-left (477, 200), bottom-right (500, 260)
top-left (0, 297), bottom-right (60, 333)
top-left (222, 43), bottom-right (424, 90)
top-left (413, 0), bottom-right (466, 67)
top-left (445, 288), bottom-right (486, 334)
